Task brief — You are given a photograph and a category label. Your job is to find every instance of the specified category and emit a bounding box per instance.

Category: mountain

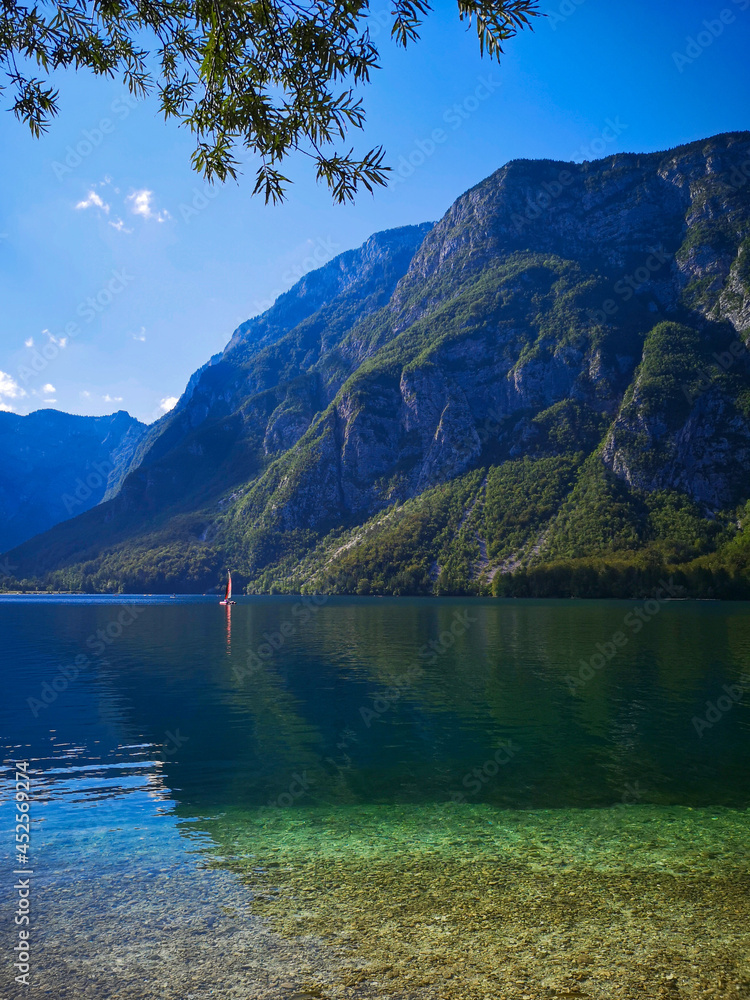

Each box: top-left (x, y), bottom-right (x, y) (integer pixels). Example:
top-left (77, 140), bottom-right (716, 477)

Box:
top-left (5, 132), bottom-right (750, 597)
top-left (0, 409), bottom-right (145, 553)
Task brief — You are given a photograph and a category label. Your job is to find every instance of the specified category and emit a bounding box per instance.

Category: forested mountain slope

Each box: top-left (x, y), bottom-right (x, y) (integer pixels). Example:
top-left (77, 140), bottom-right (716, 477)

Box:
top-left (6, 133), bottom-right (750, 597)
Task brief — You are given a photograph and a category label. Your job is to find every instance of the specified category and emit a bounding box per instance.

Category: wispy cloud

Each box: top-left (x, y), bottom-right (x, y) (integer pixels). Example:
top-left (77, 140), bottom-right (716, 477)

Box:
top-left (0, 370), bottom-right (27, 411)
top-left (127, 189), bottom-right (170, 223)
top-left (132, 327), bottom-right (146, 342)
top-left (76, 190), bottom-right (110, 214)
top-left (24, 337), bottom-right (34, 348)
top-left (103, 394), bottom-right (124, 404)
top-left (38, 328), bottom-right (68, 351)
top-left (110, 217), bottom-right (133, 234)
top-left (30, 382), bottom-right (58, 405)
top-left (159, 396), bottom-right (178, 413)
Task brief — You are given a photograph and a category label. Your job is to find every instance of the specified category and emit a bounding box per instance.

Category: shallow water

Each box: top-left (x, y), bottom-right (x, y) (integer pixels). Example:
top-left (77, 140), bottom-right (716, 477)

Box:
top-left (1, 596), bottom-right (749, 998)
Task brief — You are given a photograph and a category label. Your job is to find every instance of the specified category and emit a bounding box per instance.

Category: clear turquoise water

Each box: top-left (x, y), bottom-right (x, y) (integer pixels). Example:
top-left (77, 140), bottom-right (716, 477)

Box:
top-left (1, 596), bottom-right (749, 998)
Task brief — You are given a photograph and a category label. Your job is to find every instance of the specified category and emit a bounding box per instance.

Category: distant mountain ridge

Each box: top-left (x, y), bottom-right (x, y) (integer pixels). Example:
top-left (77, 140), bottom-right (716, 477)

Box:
top-left (5, 132), bottom-right (750, 597)
top-left (0, 409), bottom-right (144, 553)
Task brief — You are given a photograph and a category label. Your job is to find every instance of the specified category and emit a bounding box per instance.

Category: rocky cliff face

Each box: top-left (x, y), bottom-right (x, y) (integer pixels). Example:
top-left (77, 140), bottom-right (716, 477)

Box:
top-left (6, 132), bottom-right (750, 594)
top-left (0, 409), bottom-right (144, 552)
top-left (601, 321), bottom-right (750, 509)
top-left (109, 224), bottom-right (433, 513)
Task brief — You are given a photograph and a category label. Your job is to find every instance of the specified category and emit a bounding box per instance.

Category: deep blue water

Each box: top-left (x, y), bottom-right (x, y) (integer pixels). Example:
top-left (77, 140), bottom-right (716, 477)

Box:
top-left (1, 596), bottom-right (749, 998)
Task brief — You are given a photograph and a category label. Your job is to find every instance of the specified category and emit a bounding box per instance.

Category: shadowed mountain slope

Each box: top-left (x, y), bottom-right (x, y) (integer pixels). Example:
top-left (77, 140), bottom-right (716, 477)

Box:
top-left (0, 409), bottom-right (144, 553)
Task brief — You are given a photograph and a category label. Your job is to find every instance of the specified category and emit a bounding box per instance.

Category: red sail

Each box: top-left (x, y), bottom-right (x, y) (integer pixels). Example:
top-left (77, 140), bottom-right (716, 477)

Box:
top-left (225, 572), bottom-right (232, 601)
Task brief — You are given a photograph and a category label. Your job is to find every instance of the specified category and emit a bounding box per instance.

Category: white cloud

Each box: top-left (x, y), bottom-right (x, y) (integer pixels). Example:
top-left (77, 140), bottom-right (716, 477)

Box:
top-left (24, 337), bottom-right (33, 348)
top-left (132, 327), bottom-right (146, 342)
top-left (126, 189), bottom-right (170, 223)
top-left (160, 396), bottom-right (178, 413)
top-left (45, 331), bottom-right (67, 349)
top-left (0, 402), bottom-right (13, 412)
top-left (76, 190), bottom-right (110, 214)
top-left (0, 370), bottom-right (27, 411)
top-left (43, 398), bottom-right (57, 404)
top-left (103, 394), bottom-right (124, 404)
top-left (42, 383), bottom-right (55, 393)
top-left (0, 371), bottom-right (26, 398)
top-left (80, 390), bottom-right (91, 399)
top-left (110, 217), bottom-right (133, 234)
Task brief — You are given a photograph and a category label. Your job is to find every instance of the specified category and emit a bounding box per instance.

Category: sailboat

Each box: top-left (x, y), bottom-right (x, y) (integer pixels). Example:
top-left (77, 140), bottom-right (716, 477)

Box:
top-left (219, 571), bottom-right (236, 606)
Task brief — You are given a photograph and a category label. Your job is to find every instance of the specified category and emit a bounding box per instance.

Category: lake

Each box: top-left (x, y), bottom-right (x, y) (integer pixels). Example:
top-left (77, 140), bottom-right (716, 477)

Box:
top-left (1, 596), bottom-right (749, 998)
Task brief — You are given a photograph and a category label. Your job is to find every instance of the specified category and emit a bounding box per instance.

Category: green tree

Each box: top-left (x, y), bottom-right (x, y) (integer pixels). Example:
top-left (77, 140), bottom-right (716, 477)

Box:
top-left (1, 0), bottom-right (539, 200)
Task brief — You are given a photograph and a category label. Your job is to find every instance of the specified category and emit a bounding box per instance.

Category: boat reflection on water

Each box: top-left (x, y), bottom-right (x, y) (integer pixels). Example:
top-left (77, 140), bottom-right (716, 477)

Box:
top-left (225, 602), bottom-right (232, 655)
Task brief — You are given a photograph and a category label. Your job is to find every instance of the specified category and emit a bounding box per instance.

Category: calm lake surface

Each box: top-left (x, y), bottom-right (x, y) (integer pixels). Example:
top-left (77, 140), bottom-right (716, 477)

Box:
top-left (1, 596), bottom-right (749, 998)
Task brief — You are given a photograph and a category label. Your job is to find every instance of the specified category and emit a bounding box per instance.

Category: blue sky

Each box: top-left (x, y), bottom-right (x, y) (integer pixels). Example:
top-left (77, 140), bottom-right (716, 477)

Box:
top-left (1, 0), bottom-right (749, 423)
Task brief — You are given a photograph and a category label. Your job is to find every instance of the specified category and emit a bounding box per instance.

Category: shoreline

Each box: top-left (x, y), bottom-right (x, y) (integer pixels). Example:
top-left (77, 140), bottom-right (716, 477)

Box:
top-left (0, 589), bottom-right (729, 601)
